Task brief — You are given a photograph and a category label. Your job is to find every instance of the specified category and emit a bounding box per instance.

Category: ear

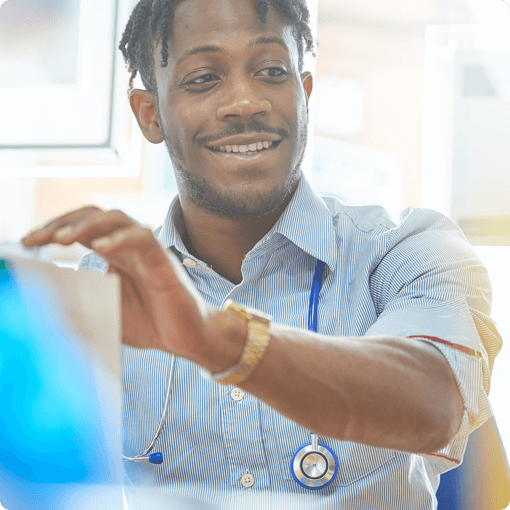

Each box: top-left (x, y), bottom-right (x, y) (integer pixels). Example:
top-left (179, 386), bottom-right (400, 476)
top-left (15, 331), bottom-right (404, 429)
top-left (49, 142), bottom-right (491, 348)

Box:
top-left (300, 71), bottom-right (313, 116)
top-left (129, 89), bottom-right (164, 144)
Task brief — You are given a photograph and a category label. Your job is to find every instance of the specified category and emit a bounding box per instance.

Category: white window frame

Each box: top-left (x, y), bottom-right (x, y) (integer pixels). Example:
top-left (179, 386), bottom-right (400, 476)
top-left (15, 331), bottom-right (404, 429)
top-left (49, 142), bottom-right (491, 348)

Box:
top-left (0, 0), bottom-right (142, 178)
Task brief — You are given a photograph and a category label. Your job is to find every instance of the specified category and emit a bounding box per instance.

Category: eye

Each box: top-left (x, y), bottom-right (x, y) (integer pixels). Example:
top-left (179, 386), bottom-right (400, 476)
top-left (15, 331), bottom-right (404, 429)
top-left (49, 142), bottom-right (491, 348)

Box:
top-left (267, 67), bottom-right (286, 77)
top-left (257, 66), bottom-right (288, 82)
top-left (183, 73), bottom-right (220, 91)
top-left (189, 74), bottom-right (218, 85)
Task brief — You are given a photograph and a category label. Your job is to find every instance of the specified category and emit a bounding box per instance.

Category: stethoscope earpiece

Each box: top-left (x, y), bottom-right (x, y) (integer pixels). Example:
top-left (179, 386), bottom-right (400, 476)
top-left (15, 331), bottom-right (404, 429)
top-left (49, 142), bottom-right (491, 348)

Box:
top-left (291, 432), bottom-right (338, 490)
top-left (122, 451), bottom-right (163, 464)
top-left (148, 452), bottom-right (163, 464)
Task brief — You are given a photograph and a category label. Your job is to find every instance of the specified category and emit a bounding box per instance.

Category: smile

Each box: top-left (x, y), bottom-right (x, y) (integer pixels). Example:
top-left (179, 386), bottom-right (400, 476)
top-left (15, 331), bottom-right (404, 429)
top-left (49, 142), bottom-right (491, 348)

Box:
top-left (208, 140), bottom-right (280, 156)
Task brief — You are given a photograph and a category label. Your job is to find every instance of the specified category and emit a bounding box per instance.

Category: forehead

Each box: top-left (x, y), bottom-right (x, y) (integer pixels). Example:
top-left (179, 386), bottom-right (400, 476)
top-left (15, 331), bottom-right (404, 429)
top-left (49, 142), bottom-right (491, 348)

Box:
top-left (168, 0), bottom-right (298, 63)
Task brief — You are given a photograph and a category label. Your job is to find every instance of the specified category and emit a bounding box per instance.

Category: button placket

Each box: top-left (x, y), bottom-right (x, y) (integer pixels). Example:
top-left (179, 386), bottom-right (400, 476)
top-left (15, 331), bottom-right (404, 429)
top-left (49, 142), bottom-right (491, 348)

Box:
top-left (241, 472), bottom-right (255, 488)
top-left (220, 384), bottom-right (270, 491)
top-left (230, 387), bottom-right (245, 402)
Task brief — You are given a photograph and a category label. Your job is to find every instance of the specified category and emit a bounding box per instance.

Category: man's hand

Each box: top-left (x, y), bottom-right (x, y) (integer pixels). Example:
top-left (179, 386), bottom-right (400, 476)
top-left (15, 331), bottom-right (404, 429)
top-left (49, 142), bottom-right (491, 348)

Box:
top-left (21, 206), bottom-right (215, 364)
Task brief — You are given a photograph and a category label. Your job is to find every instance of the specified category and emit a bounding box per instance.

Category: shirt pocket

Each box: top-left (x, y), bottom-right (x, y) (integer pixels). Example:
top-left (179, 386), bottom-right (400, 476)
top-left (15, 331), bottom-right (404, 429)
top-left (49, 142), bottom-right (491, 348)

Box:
top-left (272, 412), bottom-right (397, 487)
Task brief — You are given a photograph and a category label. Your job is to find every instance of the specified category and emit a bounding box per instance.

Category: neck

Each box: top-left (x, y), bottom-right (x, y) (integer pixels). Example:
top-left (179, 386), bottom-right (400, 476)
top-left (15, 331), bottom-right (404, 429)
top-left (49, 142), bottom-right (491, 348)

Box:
top-left (176, 189), bottom-right (297, 285)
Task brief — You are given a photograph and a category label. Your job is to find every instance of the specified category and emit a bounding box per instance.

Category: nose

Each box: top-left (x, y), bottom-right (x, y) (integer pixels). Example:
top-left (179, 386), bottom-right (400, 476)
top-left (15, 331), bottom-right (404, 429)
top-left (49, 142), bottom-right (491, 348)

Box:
top-left (216, 75), bottom-right (271, 121)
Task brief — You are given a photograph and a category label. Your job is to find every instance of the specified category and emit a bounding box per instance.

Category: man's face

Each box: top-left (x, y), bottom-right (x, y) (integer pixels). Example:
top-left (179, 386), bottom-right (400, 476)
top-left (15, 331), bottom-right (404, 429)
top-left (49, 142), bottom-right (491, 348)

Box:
top-left (154, 0), bottom-right (312, 219)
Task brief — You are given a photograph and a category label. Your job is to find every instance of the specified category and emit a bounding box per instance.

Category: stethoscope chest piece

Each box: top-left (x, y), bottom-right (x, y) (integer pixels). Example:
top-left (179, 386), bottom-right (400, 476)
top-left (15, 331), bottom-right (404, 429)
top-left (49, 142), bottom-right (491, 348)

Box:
top-left (291, 433), bottom-right (338, 490)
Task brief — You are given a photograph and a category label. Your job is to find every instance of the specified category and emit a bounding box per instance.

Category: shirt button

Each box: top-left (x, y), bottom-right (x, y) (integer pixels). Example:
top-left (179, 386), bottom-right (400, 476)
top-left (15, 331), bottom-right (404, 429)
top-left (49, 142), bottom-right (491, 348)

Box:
top-left (182, 258), bottom-right (197, 268)
top-left (230, 387), bottom-right (245, 402)
top-left (241, 473), bottom-right (255, 488)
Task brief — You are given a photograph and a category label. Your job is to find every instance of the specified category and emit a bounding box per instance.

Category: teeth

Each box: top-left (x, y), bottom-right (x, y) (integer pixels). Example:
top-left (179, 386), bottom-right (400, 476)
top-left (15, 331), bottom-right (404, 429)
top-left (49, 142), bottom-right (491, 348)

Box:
top-left (211, 141), bottom-right (274, 153)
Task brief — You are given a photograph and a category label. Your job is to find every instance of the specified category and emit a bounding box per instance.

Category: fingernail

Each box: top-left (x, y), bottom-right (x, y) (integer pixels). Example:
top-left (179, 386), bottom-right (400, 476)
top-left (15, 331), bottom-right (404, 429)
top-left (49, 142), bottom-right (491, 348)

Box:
top-left (55, 226), bottom-right (74, 240)
top-left (22, 231), bottom-right (40, 244)
top-left (25, 228), bottom-right (42, 238)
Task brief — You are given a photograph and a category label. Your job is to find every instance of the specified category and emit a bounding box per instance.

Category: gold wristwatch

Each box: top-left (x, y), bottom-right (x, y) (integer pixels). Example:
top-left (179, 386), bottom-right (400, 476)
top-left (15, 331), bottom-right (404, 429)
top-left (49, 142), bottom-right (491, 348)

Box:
top-left (204, 300), bottom-right (272, 386)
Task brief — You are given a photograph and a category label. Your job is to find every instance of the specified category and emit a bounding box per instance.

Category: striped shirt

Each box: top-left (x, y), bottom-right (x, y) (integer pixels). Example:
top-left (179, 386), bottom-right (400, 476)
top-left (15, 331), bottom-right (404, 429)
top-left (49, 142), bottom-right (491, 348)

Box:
top-left (79, 173), bottom-right (501, 509)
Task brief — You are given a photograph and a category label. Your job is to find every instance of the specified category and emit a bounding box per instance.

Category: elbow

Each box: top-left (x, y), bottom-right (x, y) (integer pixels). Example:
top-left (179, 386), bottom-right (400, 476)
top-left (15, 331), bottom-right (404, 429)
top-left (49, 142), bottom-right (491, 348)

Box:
top-left (425, 389), bottom-right (465, 454)
top-left (427, 416), bottom-right (461, 454)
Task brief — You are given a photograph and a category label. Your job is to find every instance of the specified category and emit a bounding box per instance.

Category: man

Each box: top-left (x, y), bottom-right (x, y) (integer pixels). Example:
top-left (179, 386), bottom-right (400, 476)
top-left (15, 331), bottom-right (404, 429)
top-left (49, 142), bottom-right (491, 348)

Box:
top-left (22, 0), bottom-right (501, 508)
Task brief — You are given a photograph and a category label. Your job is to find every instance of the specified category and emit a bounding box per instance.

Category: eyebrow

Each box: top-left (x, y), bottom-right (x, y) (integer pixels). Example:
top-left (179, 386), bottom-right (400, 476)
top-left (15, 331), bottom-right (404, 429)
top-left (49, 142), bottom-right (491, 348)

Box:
top-left (175, 45), bottom-right (223, 67)
top-left (249, 36), bottom-right (288, 51)
top-left (175, 36), bottom-right (288, 66)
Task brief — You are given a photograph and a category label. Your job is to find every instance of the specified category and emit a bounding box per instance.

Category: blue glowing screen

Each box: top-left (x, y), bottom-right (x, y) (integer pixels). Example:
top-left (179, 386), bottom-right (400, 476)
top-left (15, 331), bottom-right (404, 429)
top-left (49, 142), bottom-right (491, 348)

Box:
top-left (0, 259), bottom-right (118, 509)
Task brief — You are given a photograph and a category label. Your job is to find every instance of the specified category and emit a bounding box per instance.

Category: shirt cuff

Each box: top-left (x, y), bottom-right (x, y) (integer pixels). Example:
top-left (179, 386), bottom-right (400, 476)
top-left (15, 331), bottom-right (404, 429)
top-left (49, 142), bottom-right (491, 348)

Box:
top-left (409, 335), bottom-right (492, 474)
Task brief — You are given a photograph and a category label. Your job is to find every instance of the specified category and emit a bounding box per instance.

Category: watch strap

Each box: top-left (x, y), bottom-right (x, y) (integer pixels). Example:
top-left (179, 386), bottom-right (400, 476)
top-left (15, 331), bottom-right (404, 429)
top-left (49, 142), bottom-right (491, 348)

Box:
top-left (205, 300), bottom-right (271, 386)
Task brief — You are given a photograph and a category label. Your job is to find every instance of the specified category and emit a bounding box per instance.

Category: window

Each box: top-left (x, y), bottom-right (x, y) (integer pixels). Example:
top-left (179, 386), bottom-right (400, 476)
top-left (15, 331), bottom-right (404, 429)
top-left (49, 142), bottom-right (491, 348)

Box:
top-left (0, 0), bottom-right (141, 177)
top-left (0, 0), bottom-right (117, 147)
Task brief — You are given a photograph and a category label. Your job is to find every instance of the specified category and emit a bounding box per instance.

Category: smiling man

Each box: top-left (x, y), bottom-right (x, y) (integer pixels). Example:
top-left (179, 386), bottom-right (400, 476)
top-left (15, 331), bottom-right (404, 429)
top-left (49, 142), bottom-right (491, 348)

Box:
top-left (21, 0), bottom-right (502, 508)
top-left (125, 0), bottom-right (313, 286)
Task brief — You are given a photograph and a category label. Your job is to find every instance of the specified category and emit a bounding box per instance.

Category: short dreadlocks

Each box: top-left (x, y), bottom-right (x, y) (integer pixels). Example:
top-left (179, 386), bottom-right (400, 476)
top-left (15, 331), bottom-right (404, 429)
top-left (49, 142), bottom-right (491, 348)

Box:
top-left (119, 0), bottom-right (315, 94)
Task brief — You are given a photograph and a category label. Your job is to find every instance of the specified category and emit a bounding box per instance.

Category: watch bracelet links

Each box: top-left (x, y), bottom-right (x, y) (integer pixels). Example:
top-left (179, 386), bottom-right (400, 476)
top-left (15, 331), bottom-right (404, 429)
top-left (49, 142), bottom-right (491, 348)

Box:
top-left (209, 299), bottom-right (272, 386)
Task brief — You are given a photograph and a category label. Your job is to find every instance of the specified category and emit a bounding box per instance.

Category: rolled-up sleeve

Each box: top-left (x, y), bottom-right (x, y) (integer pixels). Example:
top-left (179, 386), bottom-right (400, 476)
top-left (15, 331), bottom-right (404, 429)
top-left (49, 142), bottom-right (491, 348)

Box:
top-left (366, 207), bottom-right (502, 474)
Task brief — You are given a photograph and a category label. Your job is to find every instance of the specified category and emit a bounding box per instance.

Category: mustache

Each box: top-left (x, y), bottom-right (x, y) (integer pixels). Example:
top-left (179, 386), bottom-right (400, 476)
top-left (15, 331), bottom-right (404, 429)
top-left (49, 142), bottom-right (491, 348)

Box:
top-left (196, 120), bottom-right (289, 147)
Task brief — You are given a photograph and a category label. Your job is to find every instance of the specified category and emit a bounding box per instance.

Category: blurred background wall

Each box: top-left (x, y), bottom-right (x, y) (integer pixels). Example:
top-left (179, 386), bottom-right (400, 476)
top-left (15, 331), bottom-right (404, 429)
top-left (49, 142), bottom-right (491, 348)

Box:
top-left (1, 0), bottom-right (509, 485)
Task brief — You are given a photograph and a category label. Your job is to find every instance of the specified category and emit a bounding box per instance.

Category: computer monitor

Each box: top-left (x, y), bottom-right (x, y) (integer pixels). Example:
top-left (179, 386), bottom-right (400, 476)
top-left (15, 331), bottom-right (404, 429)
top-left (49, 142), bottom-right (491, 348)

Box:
top-left (0, 255), bottom-right (123, 510)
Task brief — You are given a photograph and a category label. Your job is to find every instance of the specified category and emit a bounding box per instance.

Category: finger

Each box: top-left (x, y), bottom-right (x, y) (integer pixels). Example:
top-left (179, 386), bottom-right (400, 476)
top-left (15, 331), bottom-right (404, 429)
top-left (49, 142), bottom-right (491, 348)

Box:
top-left (51, 209), bottom-right (137, 248)
top-left (95, 226), bottom-right (209, 325)
top-left (22, 206), bottom-right (103, 247)
top-left (108, 263), bottom-right (159, 350)
top-left (92, 226), bottom-right (167, 272)
top-left (90, 226), bottom-right (190, 290)
top-left (108, 265), bottom-right (141, 345)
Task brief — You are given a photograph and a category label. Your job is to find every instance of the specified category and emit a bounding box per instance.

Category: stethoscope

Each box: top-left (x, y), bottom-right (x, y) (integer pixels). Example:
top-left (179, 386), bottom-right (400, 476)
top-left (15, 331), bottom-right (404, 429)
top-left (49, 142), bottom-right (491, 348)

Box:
top-left (123, 259), bottom-right (339, 490)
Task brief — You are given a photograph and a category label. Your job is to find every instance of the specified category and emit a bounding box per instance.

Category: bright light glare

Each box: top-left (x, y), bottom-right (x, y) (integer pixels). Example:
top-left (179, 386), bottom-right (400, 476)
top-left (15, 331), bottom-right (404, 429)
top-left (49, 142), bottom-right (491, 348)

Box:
top-left (314, 77), bottom-right (364, 137)
top-left (467, 0), bottom-right (510, 51)
top-left (472, 246), bottom-right (510, 454)
top-left (467, 0), bottom-right (510, 27)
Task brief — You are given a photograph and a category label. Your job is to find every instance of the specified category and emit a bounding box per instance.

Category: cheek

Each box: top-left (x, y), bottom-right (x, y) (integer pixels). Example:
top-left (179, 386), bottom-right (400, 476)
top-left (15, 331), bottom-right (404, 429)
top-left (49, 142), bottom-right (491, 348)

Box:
top-left (297, 102), bottom-right (308, 136)
top-left (294, 91), bottom-right (309, 137)
top-left (281, 84), bottom-right (306, 131)
top-left (158, 101), bottom-right (191, 158)
top-left (288, 95), bottom-right (308, 164)
top-left (173, 100), bottom-right (209, 151)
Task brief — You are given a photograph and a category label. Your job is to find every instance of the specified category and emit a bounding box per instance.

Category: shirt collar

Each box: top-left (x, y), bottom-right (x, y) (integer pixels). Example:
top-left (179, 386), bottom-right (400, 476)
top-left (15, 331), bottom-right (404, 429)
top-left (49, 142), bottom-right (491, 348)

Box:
top-left (270, 172), bottom-right (338, 272)
top-left (157, 194), bottom-right (190, 258)
top-left (157, 172), bottom-right (338, 272)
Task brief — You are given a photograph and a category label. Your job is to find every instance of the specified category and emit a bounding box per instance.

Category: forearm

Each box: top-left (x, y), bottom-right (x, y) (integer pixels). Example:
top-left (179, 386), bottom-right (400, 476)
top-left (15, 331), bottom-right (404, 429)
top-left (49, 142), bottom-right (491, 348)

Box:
top-left (202, 310), bottom-right (465, 454)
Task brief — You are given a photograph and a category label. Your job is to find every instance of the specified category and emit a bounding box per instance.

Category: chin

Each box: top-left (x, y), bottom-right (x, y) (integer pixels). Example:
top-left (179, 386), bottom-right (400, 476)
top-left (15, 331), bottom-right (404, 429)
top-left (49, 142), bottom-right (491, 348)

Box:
top-left (178, 166), bottom-right (301, 219)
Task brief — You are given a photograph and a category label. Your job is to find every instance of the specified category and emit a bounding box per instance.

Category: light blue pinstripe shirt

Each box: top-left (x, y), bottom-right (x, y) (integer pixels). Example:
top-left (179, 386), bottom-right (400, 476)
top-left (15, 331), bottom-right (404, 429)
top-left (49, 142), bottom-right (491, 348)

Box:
top-left (79, 173), bottom-right (501, 509)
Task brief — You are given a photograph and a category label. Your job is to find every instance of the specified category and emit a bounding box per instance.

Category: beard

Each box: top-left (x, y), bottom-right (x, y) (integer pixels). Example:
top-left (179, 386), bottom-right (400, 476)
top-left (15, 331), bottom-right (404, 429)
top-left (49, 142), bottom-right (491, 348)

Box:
top-left (160, 120), bottom-right (307, 220)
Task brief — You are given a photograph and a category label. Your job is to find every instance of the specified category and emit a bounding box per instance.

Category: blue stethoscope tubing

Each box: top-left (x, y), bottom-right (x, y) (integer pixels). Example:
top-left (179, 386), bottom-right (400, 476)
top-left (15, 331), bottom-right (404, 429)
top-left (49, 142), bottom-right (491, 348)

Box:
top-left (121, 355), bottom-right (174, 464)
top-left (308, 259), bottom-right (325, 334)
top-left (123, 259), bottom-right (338, 488)
top-left (291, 259), bottom-right (339, 490)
